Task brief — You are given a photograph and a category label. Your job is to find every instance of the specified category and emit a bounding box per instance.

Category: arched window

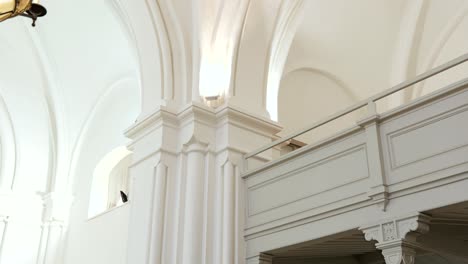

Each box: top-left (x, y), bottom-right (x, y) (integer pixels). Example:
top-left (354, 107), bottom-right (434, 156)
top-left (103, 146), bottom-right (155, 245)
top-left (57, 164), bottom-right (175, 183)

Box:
top-left (88, 146), bottom-right (132, 218)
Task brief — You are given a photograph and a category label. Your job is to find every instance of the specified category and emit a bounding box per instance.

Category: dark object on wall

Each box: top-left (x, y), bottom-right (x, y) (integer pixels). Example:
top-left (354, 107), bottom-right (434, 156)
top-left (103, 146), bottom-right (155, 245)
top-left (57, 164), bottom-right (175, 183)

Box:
top-left (0, 1), bottom-right (47, 27)
top-left (120, 191), bottom-right (128, 203)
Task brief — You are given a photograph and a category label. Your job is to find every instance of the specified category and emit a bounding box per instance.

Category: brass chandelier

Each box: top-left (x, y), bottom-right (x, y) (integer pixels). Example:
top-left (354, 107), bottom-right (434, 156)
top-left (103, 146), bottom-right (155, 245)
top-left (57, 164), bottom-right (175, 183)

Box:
top-left (0, 0), bottom-right (47, 27)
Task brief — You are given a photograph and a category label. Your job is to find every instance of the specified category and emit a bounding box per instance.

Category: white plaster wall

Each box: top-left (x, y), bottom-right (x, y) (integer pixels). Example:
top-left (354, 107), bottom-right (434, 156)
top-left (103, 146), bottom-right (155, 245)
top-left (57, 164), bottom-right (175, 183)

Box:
top-left (283, 0), bottom-right (405, 101)
top-left (63, 79), bottom-right (139, 264)
top-left (65, 204), bottom-right (131, 264)
top-left (276, 0), bottom-right (468, 141)
top-left (1, 0), bottom-right (468, 263)
top-left (276, 0), bottom-right (405, 138)
top-left (415, 0), bottom-right (466, 72)
top-left (0, 0), bottom-right (140, 262)
top-left (0, 21), bottom-right (52, 192)
top-left (278, 69), bottom-right (359, 144)
top-left (415, 0), bottom-right (468, 96)
top-left (0, 20), bottom-right (55, 264)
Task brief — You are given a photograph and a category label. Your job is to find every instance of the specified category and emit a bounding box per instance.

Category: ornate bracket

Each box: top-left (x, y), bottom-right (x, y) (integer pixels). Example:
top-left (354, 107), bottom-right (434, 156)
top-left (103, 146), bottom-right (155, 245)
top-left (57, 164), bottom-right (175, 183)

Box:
top-left (359, 213), bottom-right (431, 264)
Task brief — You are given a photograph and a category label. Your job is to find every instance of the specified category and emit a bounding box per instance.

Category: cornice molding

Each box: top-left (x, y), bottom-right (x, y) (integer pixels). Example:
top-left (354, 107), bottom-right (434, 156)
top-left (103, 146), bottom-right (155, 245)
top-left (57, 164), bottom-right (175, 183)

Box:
top-left (124, 105), bottom-right (179, 139)
top-left (126, 102), bottom-right (282, 140)
top-left (215, 102), bottom-right (283, 136)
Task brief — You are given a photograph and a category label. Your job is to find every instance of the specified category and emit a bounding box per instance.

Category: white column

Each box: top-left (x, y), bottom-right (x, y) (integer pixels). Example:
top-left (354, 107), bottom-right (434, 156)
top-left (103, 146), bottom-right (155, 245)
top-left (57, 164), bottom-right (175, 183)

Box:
top-left (125, 104), bottom-right (281, 264)
top-left (36, 192), bottom-right (72, 264)
top-left (222, 161), bottom-right (235, 264)
top-left (37, 221), bottom-right (65, 264)
top-left (182, 137), bottom-right (209, 264)
top-left (148, 162), bottom-right (168, 264)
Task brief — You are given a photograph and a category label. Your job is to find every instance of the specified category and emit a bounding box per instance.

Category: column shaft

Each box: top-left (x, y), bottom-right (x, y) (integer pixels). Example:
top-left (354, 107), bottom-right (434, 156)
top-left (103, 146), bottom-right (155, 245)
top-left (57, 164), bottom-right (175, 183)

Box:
top-left (182, 149), bottom-right (207, 264)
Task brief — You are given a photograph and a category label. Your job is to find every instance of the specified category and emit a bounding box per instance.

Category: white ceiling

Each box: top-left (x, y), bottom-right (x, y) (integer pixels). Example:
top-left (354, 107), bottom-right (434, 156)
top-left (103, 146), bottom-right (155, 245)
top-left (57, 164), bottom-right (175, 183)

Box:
top-left (0, 0), bottom-right (140, 191)
top-left (283, 0), bottom-right (406, 100)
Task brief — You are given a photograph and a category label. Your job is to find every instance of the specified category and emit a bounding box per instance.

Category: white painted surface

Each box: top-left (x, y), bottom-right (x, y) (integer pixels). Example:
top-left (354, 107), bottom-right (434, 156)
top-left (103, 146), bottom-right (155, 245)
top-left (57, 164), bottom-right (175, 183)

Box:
top-left (243, 80), bottom-right (468, 261)
top-left (65, 204), bottom-right (130, 264)
top-left (0, 1), bottom-right (467, 263)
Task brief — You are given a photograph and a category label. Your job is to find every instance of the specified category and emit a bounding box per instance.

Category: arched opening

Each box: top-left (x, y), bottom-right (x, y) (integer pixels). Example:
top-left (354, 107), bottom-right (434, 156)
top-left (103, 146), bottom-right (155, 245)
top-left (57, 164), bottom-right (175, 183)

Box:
top-left (88, 146), bottom-right (132, 218)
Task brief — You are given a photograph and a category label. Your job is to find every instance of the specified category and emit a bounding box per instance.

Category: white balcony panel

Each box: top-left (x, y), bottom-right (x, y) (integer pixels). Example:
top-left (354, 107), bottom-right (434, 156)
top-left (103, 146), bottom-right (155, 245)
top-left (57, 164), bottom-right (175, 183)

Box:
top-left (245, 131), bottom-right (370, 228)
top-left (244, 80), bottom-right (468, 241)
top-left (380, 88), bottom-right (468, 188)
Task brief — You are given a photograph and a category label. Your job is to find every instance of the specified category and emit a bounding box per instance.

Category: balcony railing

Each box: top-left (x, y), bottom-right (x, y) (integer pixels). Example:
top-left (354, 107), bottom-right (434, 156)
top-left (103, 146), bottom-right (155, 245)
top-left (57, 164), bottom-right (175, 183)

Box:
top-left (244, 53), bottom-right (468, 167)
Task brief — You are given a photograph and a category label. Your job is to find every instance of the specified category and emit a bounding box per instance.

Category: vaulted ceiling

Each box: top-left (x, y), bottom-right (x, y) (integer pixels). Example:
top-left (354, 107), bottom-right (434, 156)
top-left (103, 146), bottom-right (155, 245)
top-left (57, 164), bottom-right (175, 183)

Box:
top-left (0, 0), bottom-right (140, 192)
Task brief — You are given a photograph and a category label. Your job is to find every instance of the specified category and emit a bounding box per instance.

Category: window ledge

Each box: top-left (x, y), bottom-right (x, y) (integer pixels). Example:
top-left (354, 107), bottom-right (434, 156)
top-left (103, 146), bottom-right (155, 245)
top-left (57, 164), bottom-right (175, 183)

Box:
top-left (87, 201), bottom-right (131, 222)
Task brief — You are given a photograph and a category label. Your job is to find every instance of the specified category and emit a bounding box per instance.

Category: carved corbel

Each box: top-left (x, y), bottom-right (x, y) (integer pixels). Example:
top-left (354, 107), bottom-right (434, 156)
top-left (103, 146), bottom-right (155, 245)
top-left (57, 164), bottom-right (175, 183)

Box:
top-left (360, 213), bottom-right (431, 264)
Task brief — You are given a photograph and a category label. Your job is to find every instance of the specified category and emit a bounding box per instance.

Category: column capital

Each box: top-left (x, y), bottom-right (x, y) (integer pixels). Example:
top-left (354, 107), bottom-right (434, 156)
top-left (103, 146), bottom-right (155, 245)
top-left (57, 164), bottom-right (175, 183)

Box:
top-left (360, 213), bottom-right (431, 244)
top-left (379, 241), bottom-right (417, 264)
top-left (359, 213), bottom-right (431, 264)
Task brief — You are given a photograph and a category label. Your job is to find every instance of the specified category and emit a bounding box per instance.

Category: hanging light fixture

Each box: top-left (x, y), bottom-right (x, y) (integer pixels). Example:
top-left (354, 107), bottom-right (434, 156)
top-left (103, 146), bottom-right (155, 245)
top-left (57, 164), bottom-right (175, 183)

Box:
top-left (0, 0), bottom-right (47, 27)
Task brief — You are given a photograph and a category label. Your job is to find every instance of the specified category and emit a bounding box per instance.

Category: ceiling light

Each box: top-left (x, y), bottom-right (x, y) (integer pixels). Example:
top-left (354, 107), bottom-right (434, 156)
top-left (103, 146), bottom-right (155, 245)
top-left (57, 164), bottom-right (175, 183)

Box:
top-left (0, 0), bottom-right (47, 27)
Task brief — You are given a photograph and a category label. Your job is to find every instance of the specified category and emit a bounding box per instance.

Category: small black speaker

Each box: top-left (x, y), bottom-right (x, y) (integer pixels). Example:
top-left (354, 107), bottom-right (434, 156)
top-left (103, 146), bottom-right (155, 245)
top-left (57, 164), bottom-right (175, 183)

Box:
top-left (120, 191), bottom-right (128, 203)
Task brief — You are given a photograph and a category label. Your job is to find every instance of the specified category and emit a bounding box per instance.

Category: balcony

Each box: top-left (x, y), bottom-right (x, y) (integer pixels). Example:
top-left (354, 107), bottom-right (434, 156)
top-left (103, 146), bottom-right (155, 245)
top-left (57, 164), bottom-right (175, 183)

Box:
top-left (242, 54), bottom-right (468, 263)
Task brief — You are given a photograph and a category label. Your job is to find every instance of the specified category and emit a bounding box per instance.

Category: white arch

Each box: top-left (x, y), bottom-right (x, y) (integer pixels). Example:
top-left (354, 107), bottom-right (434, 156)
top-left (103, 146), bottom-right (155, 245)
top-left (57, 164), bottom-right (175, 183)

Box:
top-left (412, 1), bottom-right (468, 98)
top-left (387, 0), bottom-right (427, 108)
top-left (88, 146), bottom-right (132, 217)
top-left (283, 67), bottom-right (359, 102)
top-left (67, 76), bottom-right (140, 194)
top-left (265, 0), bottom-right (305, 121)
top-left (0, 94), bottom-right (16, 190)
top-left (24, 20), bottom-right (63, 193)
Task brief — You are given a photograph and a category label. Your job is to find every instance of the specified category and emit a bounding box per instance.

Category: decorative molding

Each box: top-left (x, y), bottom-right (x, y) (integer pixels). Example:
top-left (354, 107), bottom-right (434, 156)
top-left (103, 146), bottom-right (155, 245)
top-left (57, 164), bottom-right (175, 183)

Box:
top-left (230, 0), bottom-right (253, 98)
top-left (247, 144), bottom-right (367, 191)
top-left (106, 0), bottom-right (141, 64)
top-left (368, 187), bottom-right (389, 212)
top-left (264, 0), bottom-right (306, 121)
top-left (69, 76), bottom-right (138, 190)
top-left (379, 242), bottom-right (417, 264)
top-left (360, 213), bottom-right (431, 244)
top-left (357, 112), bottom-right (389, 211)
top-left (126, 102), bottom-right (282, 154)
top-left (0, 94), bottom-right (17, 190)
top-left (24, 19), bottom-right (62, 193)
top-left (125, 105), bottom-right (179, 142)
top-left (360, 213), bottom-right (431, 264)
top-left (182, 135), bottom-right (210, 154)
top-left (386, 103), bottom-right (468, 170)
